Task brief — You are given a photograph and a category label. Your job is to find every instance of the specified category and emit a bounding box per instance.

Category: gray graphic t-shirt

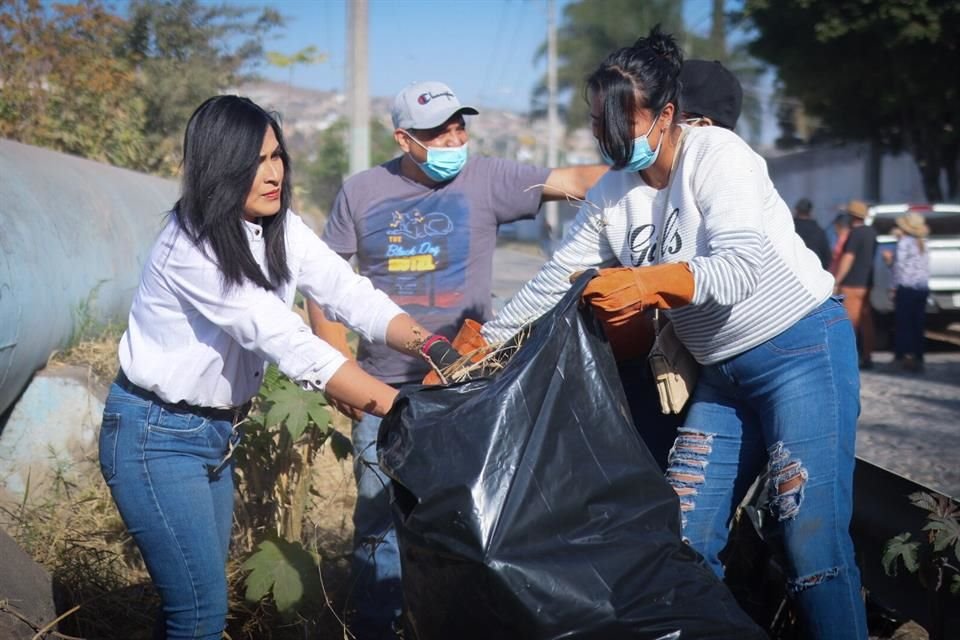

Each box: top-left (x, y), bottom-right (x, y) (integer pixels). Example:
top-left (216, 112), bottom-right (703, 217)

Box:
top-left (322, 155), bottom-right (550, 384)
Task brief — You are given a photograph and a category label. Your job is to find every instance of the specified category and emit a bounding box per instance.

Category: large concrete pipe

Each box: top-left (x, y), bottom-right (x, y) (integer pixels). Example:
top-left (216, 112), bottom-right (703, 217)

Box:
top-left (0, 139), bottom-right (178, 417)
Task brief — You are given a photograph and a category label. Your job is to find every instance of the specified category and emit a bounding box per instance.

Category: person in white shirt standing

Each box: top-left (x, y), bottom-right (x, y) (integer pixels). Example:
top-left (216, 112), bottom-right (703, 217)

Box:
top-left (99, 95), bottom-right (462, 640)
top-left (480, 27), bottom-right (867, 639)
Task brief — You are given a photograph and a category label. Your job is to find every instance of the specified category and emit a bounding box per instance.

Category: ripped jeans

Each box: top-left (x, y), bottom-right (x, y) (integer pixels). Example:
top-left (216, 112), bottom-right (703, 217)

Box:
top-left (666, 297), bottom-right (867, 639)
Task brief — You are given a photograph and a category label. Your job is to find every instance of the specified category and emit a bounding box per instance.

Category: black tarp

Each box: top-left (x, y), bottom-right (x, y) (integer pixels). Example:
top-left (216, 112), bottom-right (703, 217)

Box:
top-left (379, 274), bottom-right (767, 640)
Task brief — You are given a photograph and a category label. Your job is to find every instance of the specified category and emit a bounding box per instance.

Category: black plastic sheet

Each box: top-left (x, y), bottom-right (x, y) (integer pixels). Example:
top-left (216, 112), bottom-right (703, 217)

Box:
top-left (379, 274), bottom-right (767, 640)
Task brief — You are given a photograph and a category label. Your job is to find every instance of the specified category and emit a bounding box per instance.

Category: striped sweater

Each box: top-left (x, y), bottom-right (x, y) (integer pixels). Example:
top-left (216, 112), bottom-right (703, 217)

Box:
top-left (483, 126), bottom-right (834, 365)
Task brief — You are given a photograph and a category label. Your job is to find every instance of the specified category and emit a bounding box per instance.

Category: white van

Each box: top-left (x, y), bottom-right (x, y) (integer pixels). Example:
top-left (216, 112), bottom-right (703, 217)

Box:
top-left (867, 203), bottom-right (960, 331)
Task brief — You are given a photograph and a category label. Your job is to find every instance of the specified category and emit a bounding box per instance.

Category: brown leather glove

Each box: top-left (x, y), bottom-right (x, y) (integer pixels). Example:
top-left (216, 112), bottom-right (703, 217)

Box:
top-left (450, 319), bottom-right (489, 360)
top-left (595, 308), bottom-right (656, 362)
top-left (422, 320), bottom-right (491, 385)
top-left (582, 263), bottom-right (695, 319)
top-left (582, 264), bottom-right (693, 360)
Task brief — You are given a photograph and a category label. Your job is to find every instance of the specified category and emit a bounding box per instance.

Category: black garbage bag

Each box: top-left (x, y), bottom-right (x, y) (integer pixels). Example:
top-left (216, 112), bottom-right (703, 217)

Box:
top-left (378, 274), bottom-right (767, 640)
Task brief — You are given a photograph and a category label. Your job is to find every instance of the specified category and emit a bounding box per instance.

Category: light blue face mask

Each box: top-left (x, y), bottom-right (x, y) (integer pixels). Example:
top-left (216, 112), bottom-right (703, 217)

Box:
top-left (406, 134), bottom-right (468, 182)
top-left (600, 112), bottom-right (663, 172)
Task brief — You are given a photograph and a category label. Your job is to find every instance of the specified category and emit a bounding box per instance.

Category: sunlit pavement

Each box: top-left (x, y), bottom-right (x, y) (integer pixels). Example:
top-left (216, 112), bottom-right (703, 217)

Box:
top-left (491, 241), bottom-right (549, 312)
top-left (857, 347), bottom-right (960, 499)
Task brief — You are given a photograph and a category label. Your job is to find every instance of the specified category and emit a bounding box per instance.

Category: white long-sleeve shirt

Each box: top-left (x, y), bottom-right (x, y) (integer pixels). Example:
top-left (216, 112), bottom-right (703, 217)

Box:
top-left (119, 211), bottom-right (404, 408)
top-left (483, 126), bottom-right (834, 365)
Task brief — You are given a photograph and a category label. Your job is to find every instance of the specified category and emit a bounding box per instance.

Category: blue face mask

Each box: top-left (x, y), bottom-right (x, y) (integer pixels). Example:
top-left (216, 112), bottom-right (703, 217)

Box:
top-left (600, 113), bottom-right (663, 172)
top-left (406, 134), bottom-right (468, 182)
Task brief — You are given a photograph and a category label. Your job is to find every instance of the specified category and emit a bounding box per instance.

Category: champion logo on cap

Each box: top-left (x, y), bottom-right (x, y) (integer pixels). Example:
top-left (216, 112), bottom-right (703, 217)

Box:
top-left (392, 81), bottom-right (479, 130)
top-left (417, 91), bottom-right (455, 105)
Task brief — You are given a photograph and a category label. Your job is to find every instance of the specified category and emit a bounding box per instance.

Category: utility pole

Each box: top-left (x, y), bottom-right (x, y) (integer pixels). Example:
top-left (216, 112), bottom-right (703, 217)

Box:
top-left (347, 0), bottom-right (369, 176)
top-left (544, 0), bottom-right (559, 255)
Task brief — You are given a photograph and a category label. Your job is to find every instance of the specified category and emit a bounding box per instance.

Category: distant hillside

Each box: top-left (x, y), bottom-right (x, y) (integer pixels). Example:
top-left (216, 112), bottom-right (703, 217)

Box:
top-left (230, 81), bottom-right (599, 165)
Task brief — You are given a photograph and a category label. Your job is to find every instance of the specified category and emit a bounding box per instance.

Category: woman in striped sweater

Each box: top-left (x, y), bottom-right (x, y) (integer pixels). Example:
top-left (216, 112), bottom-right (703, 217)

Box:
top-left (481, 27), bottom-right (866, 639)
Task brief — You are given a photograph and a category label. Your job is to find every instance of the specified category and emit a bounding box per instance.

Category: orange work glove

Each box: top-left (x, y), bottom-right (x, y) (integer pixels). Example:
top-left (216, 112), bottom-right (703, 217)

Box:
top-left (421, 319), bottom-right (491, 385)
top-left (582, 263), bottom-right (695, 319)
top-left (449, 319), bottom-right (489, 361)
top-left (594, 308), bottom-right (656, 362)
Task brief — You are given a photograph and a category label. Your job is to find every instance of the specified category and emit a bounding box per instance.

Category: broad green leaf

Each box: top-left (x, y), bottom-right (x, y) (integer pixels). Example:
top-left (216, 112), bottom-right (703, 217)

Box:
top-left (264, 379), bottom-right (330, 440)
top-left (881, 533), bottom-right (919, 576)
top-left (952, 574), bottom-right (960, 595)
top-left (910, 491), bottom-right (940, 514)
top-left (241, 537), bottom-right (321, 616)
top-left (261, 364), bottom-right (284, 393)
top-left (329, 429), bottom-right (353, 461)
top-left (923, 517), bottom-right (960, 553)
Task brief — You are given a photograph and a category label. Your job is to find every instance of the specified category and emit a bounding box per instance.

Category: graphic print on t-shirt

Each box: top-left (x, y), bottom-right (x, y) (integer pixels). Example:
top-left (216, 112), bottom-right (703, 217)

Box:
top-left (359, 200), bottom-right (469, 313)
top-left (386, 209), bottom-right (452, 272)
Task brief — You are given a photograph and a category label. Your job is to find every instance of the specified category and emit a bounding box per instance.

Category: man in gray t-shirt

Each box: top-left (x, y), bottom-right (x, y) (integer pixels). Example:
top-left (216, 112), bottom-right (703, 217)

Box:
top-left (320, 152), bottom-right (551, 382)
top-left (309, 80), bottom-right (605, 639)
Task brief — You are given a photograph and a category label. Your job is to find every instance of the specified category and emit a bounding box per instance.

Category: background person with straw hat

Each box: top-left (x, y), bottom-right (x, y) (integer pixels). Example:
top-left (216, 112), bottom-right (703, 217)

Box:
top-left (881, 212), bottom-right (931, 372)
top-left (834, 199), bottom-right (878, 369)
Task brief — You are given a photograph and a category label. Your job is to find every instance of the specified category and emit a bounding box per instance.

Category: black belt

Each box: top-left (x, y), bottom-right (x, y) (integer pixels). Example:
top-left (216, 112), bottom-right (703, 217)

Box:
top-left (115, 369), bottom-right (251, 423)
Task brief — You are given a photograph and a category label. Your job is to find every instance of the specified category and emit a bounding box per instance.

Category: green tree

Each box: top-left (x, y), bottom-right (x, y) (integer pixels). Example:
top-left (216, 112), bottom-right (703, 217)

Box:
top-left (266, 45), bottom-right (326, 120)
top-left (533, 0), bottom-right (765, 143)
top-left (300, 119), bottom-right (348, 216)
top-left (683, 0), bottom-right (765, 144)
top-left (532, 0), bottom-right (684, 128)
top-left (741, 0), bottom-right (960, 201)
top-left (0, 0), bottom-right (147, 167)
top-left (299, 118), bottom-right (397, 216)
top-left (124, 0), bottom-right (283, 174)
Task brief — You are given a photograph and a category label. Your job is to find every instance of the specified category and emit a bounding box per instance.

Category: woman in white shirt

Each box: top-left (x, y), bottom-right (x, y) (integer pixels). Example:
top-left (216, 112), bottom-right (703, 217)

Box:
top-left (99, 95), bottom-right (460, 639)
top-left (481, 28), bottom-right (866, 638)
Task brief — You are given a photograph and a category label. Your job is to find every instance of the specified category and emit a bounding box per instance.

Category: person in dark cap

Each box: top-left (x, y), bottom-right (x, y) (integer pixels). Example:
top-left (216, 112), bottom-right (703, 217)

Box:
top-left (679, 59), bottom-right (743, 130)
top-left (793, 197), bottom-right (831, 269)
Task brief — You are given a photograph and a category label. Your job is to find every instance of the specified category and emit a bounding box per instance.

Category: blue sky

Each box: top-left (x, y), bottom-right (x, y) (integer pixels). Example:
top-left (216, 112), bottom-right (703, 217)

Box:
top-left (252, 0), bottom-right (718, 112)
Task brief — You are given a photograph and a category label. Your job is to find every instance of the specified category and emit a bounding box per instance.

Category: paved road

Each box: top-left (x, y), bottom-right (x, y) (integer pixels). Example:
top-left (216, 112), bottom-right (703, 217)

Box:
top-left (491, 241), bottom-right (549, 311)
top-left (491, 242), bottom-right (960, 499)
top-left (857, 352), bottom-right (960, 498)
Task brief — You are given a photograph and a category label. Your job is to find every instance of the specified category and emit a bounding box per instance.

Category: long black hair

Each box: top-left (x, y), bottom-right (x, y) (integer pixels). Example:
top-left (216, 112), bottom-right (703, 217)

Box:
top-left (174, 95), bottom-right (292, 292)
top-left (586, 25), bottom-right (683, 170)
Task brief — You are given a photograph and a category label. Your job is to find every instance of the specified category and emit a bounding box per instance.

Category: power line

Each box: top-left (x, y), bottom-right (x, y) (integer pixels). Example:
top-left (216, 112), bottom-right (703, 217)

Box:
top-left (489, 0), bottom-right (530, 109)
top-left (477, 0), bottom-right (512, 106)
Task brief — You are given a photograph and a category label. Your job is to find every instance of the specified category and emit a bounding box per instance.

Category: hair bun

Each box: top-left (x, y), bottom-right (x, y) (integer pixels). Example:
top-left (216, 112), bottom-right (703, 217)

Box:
top-left (635, 24), bottom-right (683, 78)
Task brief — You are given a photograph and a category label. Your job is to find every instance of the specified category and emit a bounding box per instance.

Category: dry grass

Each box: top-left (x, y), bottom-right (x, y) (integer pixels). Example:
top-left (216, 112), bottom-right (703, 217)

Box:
top-left (429, 327), bottom-right (530, 385)
top-left (48, 323), bottom-right (123, 384)
top-left (3, 327), bottom-right (362, 639)
top-left (0, 458), bottom-right (157, 639)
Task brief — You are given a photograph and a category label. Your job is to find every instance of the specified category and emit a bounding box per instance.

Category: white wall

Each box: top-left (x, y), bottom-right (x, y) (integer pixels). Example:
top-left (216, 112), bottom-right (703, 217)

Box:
top-left (765, 143), bottom-right (931, 228)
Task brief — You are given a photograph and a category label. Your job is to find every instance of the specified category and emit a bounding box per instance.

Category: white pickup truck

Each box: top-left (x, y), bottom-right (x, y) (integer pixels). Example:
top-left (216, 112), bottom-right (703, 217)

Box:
top-left (868, 203), bottom-right (960, 331)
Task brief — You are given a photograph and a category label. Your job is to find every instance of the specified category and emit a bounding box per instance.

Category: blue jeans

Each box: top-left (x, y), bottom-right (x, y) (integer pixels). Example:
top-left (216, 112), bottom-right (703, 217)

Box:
top-left (99, 381), bottom-right (240, 640)
top-left (350, 411), bottom-right (403, 639)
top-left (894, 285), bottom-right (928, 362)
top-left (617, 358), bottom-right (685, 472)
top-left (666, 297), bottom-right (867, 639)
